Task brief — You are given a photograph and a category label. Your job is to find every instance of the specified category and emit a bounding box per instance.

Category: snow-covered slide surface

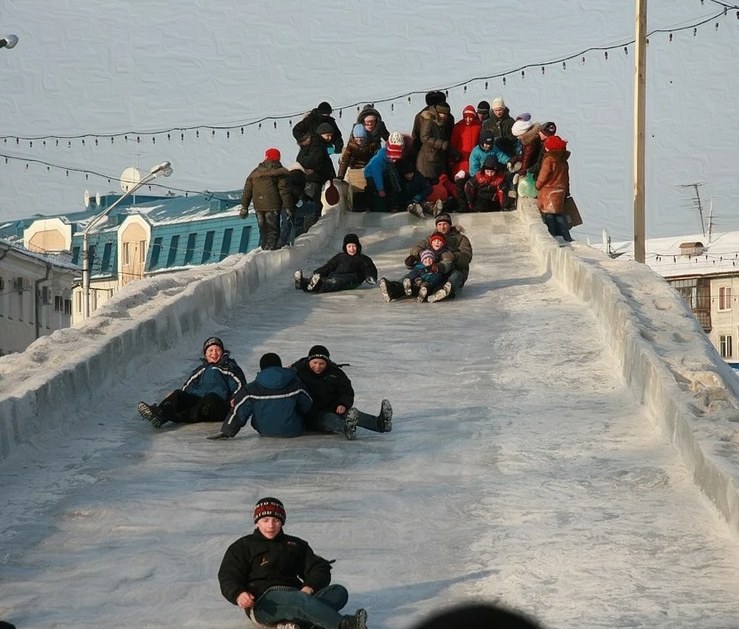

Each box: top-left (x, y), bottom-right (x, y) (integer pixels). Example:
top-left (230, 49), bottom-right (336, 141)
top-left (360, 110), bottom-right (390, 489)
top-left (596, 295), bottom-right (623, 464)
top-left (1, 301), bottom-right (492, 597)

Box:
top-left (3, 212), bottom-right (739, 629)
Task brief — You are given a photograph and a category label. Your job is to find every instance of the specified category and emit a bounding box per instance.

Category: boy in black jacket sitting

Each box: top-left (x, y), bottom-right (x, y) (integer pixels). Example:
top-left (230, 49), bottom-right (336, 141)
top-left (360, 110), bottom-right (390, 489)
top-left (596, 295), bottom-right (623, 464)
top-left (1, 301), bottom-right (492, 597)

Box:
top-left (294, 233), bottom-right (377, 294)
top-left (218, 497), bottom-right (367, 629)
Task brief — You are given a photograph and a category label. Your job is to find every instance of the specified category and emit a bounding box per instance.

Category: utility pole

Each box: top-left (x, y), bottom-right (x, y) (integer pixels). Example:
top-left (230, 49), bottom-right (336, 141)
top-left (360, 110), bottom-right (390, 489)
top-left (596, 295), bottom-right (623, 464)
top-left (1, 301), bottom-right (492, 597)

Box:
top-left (634, 0), bottom-right (647, 263)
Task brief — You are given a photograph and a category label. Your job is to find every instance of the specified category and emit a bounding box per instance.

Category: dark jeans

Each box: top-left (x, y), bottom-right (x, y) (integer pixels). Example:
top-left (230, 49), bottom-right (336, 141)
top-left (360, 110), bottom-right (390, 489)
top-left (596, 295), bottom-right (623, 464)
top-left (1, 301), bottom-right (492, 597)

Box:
top-left (252, 584), bottom-right (349, 629)
top-left (305, 409), bottom-right (384, 434)
top-left (256, 210), bottom-right (281, 250)
top-left (159, 390), bottom-right (229, 424)
top-left (542, 213), bottom-right (573, 242)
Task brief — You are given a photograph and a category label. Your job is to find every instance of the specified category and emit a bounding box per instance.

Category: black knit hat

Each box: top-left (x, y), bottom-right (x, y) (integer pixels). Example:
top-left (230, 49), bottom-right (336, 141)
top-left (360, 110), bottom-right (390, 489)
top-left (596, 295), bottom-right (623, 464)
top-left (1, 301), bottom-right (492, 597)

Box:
top-left (343, 233), bottom-right (361, 253)
top-left (307, 345), bottom-right (330, 362)
top-left (316, 122), bottom-right (334, 136)
top-left (541, 121), bottom-right (557, 137)
top-left (396, 157), bottom-right (415, 175)
top-left (260, 352), bottom-right (282, 369)
top-left (435, 213), bottom-right (452, 226)
top-left (482, 156), bottom-right (500, 171)
top-left (203, 336), bottom-right (224, 354)
top-left (317, 101), bottom-right (332, 114)
top-left (477, 100), bottom-right (491, 113)
top-left (254, 497), bottom-right (286, 524)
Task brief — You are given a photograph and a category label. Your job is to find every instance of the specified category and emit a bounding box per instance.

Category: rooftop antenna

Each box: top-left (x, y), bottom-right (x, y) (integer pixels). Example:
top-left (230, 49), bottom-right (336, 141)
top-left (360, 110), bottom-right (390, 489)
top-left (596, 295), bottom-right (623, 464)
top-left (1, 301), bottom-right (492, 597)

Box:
top-left (707, 197), bottom-right (714, 244)
top-left (679, 182), bottom-right (706, 238)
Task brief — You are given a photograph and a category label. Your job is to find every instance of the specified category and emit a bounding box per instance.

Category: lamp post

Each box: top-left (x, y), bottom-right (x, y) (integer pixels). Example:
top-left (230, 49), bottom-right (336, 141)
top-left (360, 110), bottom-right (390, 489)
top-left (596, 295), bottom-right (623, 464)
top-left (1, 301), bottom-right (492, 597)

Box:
top-left (633, 0), bottom-right (647, 263)
top-left (81, 161), bottom-right (173, 319)
top-left (0, 34), bottom-right (19, 49)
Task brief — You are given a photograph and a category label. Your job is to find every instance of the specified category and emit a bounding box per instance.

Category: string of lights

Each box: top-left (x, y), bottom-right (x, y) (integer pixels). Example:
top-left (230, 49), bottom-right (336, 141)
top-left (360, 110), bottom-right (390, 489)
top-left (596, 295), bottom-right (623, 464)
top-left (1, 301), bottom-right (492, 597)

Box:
top-left (1, 5), bottom-right (736, 146)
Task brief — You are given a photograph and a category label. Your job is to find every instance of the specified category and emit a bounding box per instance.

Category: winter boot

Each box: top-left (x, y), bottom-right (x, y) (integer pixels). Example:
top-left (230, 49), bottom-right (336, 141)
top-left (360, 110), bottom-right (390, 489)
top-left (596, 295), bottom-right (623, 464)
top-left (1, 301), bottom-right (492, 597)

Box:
top-left (402, 277), bottom-right (413, 296)
top-left (433, 198), bottom-right (444, 217)
top-left (407, 202), bottom-right (425, 218)
top-left (339, 609), bottom-right (368, 629)
top-left (379, 278), bottom-right (394, 303)
top-left (294, 269), bottom-right (303, 290)
top-left (417, 284), bottom-right (429, 302)
top-left (138, 401), bottom-right (167, 429)
top-left (276, 623), bottom-right (300, 629)
top-left (306, 273), bottom-right (322, 291)
top-left (427, 281), bottom-right (453, 303)
top-left (377, 399), bottom-right (393, 433)
top-left (344, 408), bottom-right (359, 441)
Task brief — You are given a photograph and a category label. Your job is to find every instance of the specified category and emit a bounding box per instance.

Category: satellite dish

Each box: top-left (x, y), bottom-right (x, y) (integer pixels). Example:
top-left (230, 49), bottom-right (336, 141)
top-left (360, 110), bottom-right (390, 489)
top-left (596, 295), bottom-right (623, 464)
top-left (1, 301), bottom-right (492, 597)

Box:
top-left (120, 167), bottom-right (142, 193)
top-left (84, 189), bottom-right (90, 208)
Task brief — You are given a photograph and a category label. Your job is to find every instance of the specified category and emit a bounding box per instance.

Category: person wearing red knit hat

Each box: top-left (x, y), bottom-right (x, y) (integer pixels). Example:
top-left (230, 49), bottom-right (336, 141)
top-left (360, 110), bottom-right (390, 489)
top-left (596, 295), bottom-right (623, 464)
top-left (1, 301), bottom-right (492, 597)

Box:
top-left (536, 136), bottom-right (573, 242)
top-left (240, 148), bottom-right (294, 250)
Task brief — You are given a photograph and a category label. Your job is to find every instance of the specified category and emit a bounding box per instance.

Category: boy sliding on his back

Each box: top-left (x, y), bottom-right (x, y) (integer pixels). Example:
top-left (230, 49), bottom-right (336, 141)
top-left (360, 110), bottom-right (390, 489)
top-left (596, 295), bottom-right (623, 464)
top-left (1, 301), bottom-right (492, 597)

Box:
top-left (294, 233), bottom-right (377, 294)
top-left (402, 232), bottom-right (454, 302)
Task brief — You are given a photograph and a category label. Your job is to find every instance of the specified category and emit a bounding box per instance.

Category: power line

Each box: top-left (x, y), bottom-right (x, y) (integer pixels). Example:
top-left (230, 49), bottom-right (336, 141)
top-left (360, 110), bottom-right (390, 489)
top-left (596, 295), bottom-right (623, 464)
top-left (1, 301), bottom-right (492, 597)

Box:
top-left (0, 7), bottom-right (735, 144)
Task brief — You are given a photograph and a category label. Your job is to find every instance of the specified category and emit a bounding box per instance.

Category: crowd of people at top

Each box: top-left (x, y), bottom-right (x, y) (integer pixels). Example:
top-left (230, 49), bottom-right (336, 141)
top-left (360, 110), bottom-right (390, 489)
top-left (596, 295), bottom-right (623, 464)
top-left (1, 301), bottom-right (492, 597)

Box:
top-left (239, 91), bottom-right (575, 250)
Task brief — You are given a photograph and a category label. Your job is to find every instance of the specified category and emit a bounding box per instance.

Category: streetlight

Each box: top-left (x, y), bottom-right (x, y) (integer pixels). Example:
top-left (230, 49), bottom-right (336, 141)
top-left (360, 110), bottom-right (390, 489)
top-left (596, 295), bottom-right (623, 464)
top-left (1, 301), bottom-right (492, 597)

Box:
top-left (81, 161), bottom-right (173, 319)
top-left (0, 35), bottom-right (19, 49)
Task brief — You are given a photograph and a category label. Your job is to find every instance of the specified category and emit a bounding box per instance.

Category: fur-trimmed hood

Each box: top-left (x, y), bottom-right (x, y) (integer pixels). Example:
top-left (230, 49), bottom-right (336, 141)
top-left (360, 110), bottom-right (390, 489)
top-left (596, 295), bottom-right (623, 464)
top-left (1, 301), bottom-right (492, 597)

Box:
top-left (519, 123), bottom-right (542, 147)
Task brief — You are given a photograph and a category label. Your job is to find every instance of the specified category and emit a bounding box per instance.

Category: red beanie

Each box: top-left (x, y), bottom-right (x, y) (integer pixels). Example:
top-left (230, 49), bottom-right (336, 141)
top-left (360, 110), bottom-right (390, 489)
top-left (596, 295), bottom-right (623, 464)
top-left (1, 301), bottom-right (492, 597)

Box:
top-left (544, 136), bottom-right (567, 152)
top-left (462, 105), bottom-right (476, 118)
top-left (265, 148), bottom-right (281, 162)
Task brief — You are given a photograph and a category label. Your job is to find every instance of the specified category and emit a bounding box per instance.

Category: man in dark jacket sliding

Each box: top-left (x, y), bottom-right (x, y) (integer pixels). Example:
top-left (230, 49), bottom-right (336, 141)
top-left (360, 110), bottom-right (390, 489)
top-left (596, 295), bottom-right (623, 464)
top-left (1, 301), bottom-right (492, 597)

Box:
top-left (208, 353), bottom-right (312, 439)
top-left (218, 497), bottom-right (367, 629)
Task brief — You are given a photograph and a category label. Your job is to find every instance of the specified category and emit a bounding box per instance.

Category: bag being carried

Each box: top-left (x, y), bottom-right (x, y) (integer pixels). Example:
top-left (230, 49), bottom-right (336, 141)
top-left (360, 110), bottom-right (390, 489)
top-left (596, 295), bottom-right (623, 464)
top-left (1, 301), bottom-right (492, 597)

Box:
top-left (517, 172), bottom-right (538, 198)
top-left (563, 196), bottom-right (583, 228)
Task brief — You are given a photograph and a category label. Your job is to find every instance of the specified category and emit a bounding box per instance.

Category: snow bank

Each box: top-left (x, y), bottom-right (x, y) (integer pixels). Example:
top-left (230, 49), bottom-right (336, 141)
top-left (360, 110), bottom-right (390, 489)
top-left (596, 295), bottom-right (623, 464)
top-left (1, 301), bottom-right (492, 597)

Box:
top-left (0, 197), bottom-right (346, 460)
top-left (517, 197), bottom-right (739, 536)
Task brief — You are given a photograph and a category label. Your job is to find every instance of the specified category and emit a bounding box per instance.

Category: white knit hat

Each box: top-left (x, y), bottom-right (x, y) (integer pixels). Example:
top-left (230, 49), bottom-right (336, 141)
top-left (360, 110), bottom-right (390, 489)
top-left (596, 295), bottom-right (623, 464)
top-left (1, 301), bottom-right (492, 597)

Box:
top-left (511, 119), bottom-right (534, 137)
top-left (491, 97), bottom-right (506, 109)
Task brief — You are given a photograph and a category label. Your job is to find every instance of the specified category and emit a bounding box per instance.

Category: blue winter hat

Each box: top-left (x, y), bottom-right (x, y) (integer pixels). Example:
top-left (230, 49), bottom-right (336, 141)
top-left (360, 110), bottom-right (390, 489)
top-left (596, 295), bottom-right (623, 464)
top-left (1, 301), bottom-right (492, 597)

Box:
top-left (353, 123), bottom-right (367, 138)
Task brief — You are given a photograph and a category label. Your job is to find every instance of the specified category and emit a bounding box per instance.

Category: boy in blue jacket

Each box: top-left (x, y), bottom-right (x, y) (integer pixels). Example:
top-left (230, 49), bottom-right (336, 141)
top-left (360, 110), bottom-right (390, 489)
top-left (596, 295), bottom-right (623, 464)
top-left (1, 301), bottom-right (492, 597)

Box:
top-left (138, 336), bottom-right (246, 429)
top-left (209, 353), bottom-right (312, 439)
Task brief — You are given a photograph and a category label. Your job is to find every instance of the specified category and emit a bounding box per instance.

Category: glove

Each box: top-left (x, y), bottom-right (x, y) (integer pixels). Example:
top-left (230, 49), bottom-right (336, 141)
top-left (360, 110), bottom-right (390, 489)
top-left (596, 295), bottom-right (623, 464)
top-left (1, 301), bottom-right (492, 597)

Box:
top-left (424, 265), bottom-right (439, 273)
top-left (405, 255), bottom-right (419, 269)
top-left (239, 207), bottom-right (249, 219)
top-left (207, 432), bottom-right (234, 440)
top-left (365, 277), bottom-right (376, 285)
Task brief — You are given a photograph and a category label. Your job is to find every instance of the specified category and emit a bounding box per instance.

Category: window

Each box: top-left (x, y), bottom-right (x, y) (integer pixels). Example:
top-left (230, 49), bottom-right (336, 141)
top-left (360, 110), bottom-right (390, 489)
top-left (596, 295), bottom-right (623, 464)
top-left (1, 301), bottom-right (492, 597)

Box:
top-left (670, 278), bottom-right (711, 331)
top-left (719, 287), bottom-right (732, 311)
top-left (184, 233), bottom-right (197, 265)
top-left (238, 226), bottom-right (252, 253)
top-left (202, 230), bottom-right (215, 263)
top-left (55, 295), bottom-right (64, 311)
top-left (76, 292), bottom-right (83, 313)
top-left (166, 235), bottom-right (180, 267)
top-left (139, 240), bottom-right (147, 263)
top-left (148, 237), bottom-right (163, 270)
top-left (64, 299), bottom-right (72, 315)
top-left (72, 246), bottom-right (80, 265)
top-left (219, 228), bottom-right (233, 261)
top-left (18, 291), bottom-right (24, 321)
top-left (123, 242), bottom-right (131, 265)
top-left (720, 335), bottom-right (733, 358)
top-left (100, 242), bottom-right (113, 273)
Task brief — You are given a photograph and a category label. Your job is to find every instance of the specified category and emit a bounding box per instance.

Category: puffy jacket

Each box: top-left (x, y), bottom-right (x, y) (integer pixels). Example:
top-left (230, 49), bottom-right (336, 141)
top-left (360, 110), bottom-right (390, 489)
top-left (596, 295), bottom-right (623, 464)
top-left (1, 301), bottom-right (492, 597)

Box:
top-left (292, 109), bottom-right (344, 153)
top-left (411, 226), bottom-right (473, 281)
top-left (221, 367), bottom-right (312, 437)
top-left (450, 118), bottom-right (482, 174)
top-left (182, 352), bottom-right (246, 400)
top-left (293, 358), bottom-right (354, 417)
top-left (337, 136), bottom-right (380, 178)
top-left (469, 144), bottom-right (510, 176)
top-left (219, 528), bottom-right (333, 602)
top-left (416, 106), bottom-right (451, 180)
top-left (241, 161), bottom-right (293, 212)
top-left (296, 136), bottom-right (337, 183)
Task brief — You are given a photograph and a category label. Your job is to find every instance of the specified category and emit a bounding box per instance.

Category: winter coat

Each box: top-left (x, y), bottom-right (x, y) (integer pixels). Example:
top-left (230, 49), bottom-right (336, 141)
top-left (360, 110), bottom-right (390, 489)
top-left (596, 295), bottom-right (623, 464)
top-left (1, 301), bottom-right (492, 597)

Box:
top-left (181, 352), bottom-right (246, 401)
top-left (292, 109), bottom-right (344, 153)
top-left (400, 172), bottom-right (433, 205)
top-left (356, 106), bottom-right (390, 144)
top-left (296, 135), bottom-right (337, 184)
top-left (408, 248), bottom-right (454, 281)
top-left (293, 357), bottom-right (354, 418)
top-left (337, 136), bottom-right (380, 179)
top-left (363, 146), bottom-right (394, 192)
top-left (535, 150), bottom-right (571, 214)
top-left (416, 106), bottom-right (452, 180)
top-left (241, 160), bottom-right (293, 213)
top-left (412, 107), bottom-right (455, 155)
top-left (482, 108), bottom-right (515, 142)
top-left (313, 237), bottom-right (378, 285)
top-left (218, 528), bottom-right (333, 602)
top-left (450, 118), bottom-right (482, 175)
top-left (518, 124), bottom-right (543, 177)
top-left (426, 173), bottom-right (457, 203)
top-left (410, 226), bottom-right (473, 281)
top-left (468, 144), bottom-right (510, 176)
top-left (464, 169), bottom-right (507, 210)
top-left (221, 367), bottom-right (312, 438)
